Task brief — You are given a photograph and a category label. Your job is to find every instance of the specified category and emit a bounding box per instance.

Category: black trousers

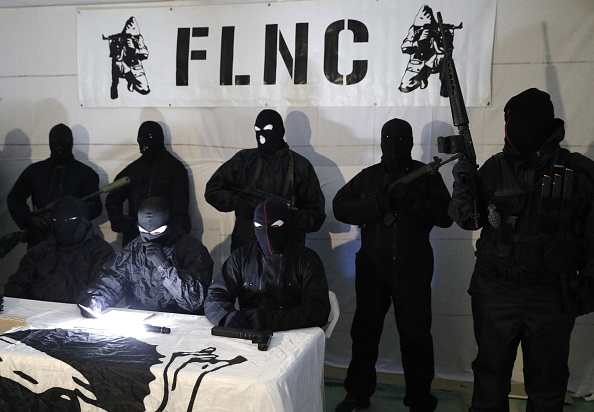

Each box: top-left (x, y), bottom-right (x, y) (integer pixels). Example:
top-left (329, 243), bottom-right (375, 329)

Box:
top-left (470, 282), bottom-right (575, 412)
top-left (344, 252), bottom-right (437, 410)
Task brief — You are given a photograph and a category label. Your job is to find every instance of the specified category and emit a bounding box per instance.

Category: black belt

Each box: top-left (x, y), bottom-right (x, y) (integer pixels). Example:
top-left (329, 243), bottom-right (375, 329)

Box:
top-left (493, 266), bottom-right (560, 285)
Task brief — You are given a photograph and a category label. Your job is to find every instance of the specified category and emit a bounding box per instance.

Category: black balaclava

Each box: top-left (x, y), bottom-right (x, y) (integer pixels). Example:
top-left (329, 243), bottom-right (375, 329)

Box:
top-left (137, 121), bottom-right (165, 160)
top-left (380, 118), bottom-right (414, 168)
top-left (51, 196), bottom-right (91, 247)
top-left (254, 198), bottom-right (294, 255)
top-left (137, 197), bottom-right (172, 245)
top-left (504, 88), bottom-right (555, 154)
top-left (49, 124), bottom-right (74, 166)
top-left (254, 109), bottom-right (285, 156)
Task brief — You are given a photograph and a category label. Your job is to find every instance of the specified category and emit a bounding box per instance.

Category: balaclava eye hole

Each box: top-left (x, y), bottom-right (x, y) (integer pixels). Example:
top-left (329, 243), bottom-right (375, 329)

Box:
top-left (137, 196), bottom-right (171, 244)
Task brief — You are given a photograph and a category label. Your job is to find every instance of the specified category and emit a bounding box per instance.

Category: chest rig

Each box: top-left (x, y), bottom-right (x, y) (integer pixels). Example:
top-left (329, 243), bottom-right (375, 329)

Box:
top-left (485, 151), bottom-right (575, 272)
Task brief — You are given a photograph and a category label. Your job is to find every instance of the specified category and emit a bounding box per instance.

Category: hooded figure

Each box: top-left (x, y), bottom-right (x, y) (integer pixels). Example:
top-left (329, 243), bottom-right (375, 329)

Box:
top-left (51, 196), bottom-right (92, 248)
top-left (137, 120), bottom-right (165, 160)
top-left (332, 118), bottom-right (452, 412)
top-left (204, 197), bottom-right (331, 332)
top-left (106, 121), bottom-right (191, 247)
top-left (504, 87), bottom-right (555, 154)
top-left (5, 196), bottom-right (114, 303)
top-left (7, 124), bottom-right (102, 249)
top-left (253, 198), bottom-right (294, 255)
top-left (49, 124), bottom-right (75, 166)
top-left (254, 109), bottom-right (286, 157)
top-left (448, 88), bottom-right (594, 411)
top-left (81, 196), bottom-right (213, 316)
top-left (380, 118), bottom-right (414, 169)
top-left (205, 109), bottom-right (325, 252)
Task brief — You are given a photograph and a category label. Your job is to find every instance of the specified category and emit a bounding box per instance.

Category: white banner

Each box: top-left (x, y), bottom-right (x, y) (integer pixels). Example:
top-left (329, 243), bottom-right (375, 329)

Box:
top-left (77, 0), bottom-right (496, 107)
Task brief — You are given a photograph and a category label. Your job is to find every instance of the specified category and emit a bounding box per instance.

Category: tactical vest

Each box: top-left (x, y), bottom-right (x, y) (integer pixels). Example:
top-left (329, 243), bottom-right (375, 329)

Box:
top-left (477, 150), bottom-right (578, 275)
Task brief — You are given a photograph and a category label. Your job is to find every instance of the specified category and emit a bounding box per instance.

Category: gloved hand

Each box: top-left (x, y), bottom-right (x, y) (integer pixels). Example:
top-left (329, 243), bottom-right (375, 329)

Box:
top-left (78, 298), bottom-right (102, 318)
top-left (144, 242), bottom-right (166, 267)
top-left (241, 308), bottom-right (269, 331)
top-left (453, 159), bottom-right (477, 187)
top-left (29, 215), bottom-right (50, 235)
top-left (111, 216), bottom-right (137, 234)
top-left (222, 310), bottom-right (250, 328)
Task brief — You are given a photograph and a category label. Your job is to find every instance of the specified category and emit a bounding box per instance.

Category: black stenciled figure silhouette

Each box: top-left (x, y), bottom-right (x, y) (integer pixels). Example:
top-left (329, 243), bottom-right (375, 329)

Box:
top-left (103, 16), bottom-right (150, 100)
top-left (398, 5), bottom-right (461, 97)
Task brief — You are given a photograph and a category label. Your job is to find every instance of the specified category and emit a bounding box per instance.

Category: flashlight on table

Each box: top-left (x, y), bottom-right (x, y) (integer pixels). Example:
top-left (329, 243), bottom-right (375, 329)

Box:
top-left (143, 324), bottom-right (171, 334)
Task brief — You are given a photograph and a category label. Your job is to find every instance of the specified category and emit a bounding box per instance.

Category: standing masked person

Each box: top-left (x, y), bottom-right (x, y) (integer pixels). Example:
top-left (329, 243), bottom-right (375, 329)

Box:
top-left (205, 109), bottom-right (326, 253)
top-left (449, 88), bottom-right (594, 411)
top-left (333, 118), bottom-right (453, 412)
top-left (106, 121), bottom-right (191, 247)
top-left (7, 124), bottom-right (102, 249)
top-left (205, 198), bottom-right (331, 332)
top-left (79, 197), bottom-right (213, 316)
top-left (5, 196), bottom-right (114, 303)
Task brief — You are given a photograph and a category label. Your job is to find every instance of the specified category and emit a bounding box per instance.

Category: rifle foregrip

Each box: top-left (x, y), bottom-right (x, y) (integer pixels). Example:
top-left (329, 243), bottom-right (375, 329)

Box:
top-left (102, 176), bottom-right (131, 194)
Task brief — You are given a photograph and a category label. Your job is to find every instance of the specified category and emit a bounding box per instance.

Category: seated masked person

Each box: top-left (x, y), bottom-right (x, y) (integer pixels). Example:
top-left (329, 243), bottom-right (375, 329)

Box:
top-left (78, 196), bottom-right (213, 317)
top-left (204, 198), bottom-right (331, 332)
top-left (5, 196), bottom-right (115, 303)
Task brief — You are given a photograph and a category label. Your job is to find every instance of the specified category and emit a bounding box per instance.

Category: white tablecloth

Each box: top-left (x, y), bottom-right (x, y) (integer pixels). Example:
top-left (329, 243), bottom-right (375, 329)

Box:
top-left (0, 297), bottom-right (325, 411)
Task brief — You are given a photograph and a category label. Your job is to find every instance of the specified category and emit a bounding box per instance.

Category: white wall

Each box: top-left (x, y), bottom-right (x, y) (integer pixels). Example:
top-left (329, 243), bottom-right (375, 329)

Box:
top-left (1, 0), bottom-right (593, 397)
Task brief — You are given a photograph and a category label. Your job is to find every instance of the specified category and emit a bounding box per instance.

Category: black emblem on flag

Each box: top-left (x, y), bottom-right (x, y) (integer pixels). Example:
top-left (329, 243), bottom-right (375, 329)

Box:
top-left (398, 5), bottom-right (462, 96)
top-left (103, 17), bottom-right (151, 100)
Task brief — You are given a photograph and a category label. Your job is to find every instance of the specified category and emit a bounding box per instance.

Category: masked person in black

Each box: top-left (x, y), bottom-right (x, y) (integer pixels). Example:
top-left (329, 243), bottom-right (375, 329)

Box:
top-left (7, 124), bottom-right (103, 249)
top-left (205, 109), bottom-right (326, 253)
top-left (449, 88), bottom-right (594, 411)
top-left (79, 197), bottom-right (213, 316)
top-left (106, 121), bottom-right (191, 247)
top-left (204, 198), bottom-right (331, 332)
top-left (5, 196), bottom-right (114, 303)
top-left (332, 118), bottom-right (453, 412)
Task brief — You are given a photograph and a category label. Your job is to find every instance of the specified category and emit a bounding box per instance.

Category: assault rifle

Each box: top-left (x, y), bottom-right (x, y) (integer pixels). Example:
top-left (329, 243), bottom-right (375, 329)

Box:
top-left (211, 326), bottom-right (273, 351)
top-left (436, 11), bottom-right (480, 228)
top-left (0, 177), bottom-right (131, 258)
top-left (221, 178), bottom-right (298, 211)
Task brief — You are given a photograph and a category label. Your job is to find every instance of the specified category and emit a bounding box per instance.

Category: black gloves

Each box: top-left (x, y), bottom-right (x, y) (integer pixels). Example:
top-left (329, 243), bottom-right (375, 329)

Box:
top-left (222, 310), bottom-right (250, 328)
top-left (78, 298), bottom-right (102, 318)
top-left (452, 159), bottom-right (477, 196)
top-left (242, 308), bottom-right (269, 331)
top-left (29, 215), bottom-right (50, 235)
top-left (222, 309), bottom-right (269, 330)
top-left (144, 242), bottom-right (166, 267)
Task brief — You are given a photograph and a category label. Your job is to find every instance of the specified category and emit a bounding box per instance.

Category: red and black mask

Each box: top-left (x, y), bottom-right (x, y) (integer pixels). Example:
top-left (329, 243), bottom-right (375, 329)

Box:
top-left (254, 198), bottom-right (294, 255)
top-left (504, 88), bottom-right (554, 154)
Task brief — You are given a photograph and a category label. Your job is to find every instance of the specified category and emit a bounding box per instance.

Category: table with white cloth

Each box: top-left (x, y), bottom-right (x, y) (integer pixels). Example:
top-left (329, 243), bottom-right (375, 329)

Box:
top-left (0, 297), bottom-right (325, 411)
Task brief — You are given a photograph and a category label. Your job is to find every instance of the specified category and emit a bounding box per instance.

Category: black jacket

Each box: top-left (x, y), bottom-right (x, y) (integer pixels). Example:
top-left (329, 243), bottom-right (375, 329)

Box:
top-left (5, 234), bottom-right (115, 303)
top-left (106, 148), bottom-right (191, 246)
top-left (81, 226), bottom-right (213, 315)
top-left (7, 158), bottom-right (102, 246)
top-left (204, 144), bottom-right (326, 251)
top-left (333, 160), bottom-right (453, 274)
top-left (205, 241), bottom-right (331, 331)
top-left (450, 121), bottom-right (594, 297)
